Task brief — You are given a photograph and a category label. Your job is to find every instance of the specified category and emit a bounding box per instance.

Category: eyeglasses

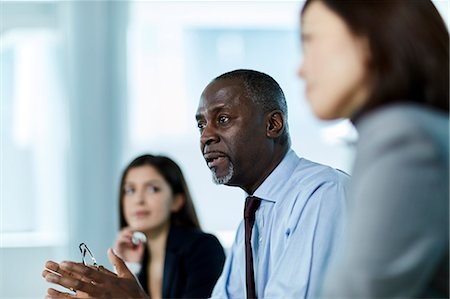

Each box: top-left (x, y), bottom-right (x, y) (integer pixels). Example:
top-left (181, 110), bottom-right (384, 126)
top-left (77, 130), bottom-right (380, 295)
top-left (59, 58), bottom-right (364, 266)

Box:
top-left (79, 243), bottom-right (99, 269)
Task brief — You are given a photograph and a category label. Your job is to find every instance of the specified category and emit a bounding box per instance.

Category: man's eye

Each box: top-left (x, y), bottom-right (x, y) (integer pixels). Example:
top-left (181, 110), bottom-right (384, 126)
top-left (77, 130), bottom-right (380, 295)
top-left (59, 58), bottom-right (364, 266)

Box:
top-left (218, 115), bottom-right (229, 124)
top-left (197, 122), bottom-right (206, 130)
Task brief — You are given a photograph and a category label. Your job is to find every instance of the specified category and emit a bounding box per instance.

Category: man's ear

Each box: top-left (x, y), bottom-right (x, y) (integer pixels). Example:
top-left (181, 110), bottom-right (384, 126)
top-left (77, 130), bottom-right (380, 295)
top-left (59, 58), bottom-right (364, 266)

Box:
top-left (171, 194), bottom-right (185, 212)
top-left (266, 110), bottom-right (285, 138)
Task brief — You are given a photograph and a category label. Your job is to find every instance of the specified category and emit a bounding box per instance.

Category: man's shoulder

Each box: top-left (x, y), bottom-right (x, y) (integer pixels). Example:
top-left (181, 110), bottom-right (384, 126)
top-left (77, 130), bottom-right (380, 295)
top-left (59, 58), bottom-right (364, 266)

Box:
top-left (273, 152), bottom-right (350, 205)
top-left (291, 155), bottom-right (350, 187)
top-left (258, 149), bottom-right (349, 205)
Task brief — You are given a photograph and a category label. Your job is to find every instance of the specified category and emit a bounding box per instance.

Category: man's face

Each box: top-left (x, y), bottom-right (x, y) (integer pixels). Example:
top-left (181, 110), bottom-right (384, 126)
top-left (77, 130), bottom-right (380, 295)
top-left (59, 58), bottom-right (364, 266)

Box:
top-left (195, 78), bottom-right (269, 188)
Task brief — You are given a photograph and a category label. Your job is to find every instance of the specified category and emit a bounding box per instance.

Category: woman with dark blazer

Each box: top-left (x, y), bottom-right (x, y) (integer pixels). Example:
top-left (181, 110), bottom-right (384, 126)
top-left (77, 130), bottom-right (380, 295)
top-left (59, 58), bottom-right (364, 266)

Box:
top-left (115, 154), bottom-right (225, 299)
top-left (299, 1), bottom-right (448, 298)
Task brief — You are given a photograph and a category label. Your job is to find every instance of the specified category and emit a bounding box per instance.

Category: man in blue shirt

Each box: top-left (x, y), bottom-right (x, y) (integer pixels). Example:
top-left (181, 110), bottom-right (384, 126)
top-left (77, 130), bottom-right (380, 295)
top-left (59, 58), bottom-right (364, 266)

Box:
top-left (42, 69), bottom-right (348, 299)
top-left (195, 69), bottom-right (349, 298)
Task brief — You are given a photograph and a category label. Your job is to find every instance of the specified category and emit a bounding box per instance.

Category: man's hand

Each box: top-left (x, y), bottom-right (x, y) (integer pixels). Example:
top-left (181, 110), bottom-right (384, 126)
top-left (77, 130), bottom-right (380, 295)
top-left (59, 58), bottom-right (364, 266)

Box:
top-left (42, 248), bottom-right (149, 299)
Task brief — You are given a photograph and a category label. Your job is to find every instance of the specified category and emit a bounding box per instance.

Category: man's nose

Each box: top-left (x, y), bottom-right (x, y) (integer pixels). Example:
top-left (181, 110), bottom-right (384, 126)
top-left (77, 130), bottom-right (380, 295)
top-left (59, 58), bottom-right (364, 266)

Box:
top-left (200, 123), bottom-right (219, 148)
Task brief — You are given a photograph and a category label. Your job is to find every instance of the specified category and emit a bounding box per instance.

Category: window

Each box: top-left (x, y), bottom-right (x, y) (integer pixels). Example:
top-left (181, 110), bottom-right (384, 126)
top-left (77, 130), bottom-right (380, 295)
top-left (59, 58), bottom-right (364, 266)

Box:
top-left (1, 9), bottom-right (68, 246)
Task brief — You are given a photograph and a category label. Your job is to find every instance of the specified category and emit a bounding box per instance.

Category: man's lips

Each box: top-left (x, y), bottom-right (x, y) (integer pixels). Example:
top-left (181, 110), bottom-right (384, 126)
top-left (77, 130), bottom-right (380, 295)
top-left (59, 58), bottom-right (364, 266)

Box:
top-left (203, 152), bottom-right (228, 169)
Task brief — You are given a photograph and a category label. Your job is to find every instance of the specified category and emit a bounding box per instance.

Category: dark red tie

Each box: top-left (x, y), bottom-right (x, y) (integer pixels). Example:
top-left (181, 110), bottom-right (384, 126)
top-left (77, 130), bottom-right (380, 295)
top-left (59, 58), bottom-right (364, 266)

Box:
top-left (244, 196), bottom-right (261, 299)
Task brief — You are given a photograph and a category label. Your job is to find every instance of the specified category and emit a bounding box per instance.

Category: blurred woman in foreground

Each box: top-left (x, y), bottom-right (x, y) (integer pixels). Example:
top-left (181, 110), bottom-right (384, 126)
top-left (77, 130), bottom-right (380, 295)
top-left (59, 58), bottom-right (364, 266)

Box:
top-left (299, 0), bottom-right (449, 297)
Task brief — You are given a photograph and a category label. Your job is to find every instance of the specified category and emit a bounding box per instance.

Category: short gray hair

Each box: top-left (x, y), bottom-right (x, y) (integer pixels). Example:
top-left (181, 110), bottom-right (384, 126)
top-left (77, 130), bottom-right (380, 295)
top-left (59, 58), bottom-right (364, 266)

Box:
top-left (213, 69), bottom-right (288, 119)
top-left (213, 69), bottom-right (290, 145)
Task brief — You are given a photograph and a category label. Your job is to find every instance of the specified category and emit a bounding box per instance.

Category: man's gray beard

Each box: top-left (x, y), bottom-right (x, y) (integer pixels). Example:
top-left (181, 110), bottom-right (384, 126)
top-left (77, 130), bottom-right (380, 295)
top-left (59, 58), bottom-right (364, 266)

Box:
top-left (211, 162), bottom-right (234, 185)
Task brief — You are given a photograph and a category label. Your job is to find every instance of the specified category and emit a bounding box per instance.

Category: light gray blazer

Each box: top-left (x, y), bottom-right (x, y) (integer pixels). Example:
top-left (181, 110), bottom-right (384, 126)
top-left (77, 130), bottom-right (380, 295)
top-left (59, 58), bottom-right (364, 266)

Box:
top-left (322, 104), bottom-right (449, 298)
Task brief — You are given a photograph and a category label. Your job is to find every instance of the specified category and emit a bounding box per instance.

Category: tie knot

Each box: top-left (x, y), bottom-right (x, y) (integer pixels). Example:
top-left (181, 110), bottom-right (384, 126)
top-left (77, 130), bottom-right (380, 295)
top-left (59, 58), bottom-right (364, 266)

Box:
top-left (244, 196), bottom-right (261, 219)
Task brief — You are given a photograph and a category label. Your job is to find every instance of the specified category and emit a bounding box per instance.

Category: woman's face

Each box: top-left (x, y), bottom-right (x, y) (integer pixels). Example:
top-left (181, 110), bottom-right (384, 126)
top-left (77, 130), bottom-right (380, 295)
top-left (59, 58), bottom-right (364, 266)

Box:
top-left (122, 165), bottom-right (183, 234)
top-left (299, 1), bottom-right (371, 120)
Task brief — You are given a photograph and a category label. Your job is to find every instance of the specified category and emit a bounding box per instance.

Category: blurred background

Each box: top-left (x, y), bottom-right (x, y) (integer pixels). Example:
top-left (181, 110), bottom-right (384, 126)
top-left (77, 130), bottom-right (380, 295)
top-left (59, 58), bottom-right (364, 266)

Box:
top-left (1, 1), bottom-right (447, 297)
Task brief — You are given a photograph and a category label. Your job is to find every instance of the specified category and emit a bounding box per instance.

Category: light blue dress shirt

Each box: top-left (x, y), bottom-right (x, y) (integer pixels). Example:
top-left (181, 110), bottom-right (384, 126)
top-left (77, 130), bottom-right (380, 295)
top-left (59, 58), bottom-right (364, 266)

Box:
top-left (211, 149), bottom-right (349, 299)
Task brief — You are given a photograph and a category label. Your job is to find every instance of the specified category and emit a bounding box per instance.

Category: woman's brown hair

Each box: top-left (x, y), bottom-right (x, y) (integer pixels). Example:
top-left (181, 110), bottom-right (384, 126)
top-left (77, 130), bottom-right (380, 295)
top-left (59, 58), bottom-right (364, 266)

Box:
top-left (301, 0), bottom-right (449, 119)
top-left (118, 154), bottom-right (200, 229)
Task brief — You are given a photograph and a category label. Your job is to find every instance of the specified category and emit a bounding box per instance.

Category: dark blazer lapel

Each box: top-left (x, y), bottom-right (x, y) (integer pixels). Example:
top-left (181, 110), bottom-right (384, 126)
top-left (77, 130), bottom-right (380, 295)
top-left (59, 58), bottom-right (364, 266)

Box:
top-left (162, 250), bottom-right (176, 298)
top-left (162, 226), bottom-right (187, 298)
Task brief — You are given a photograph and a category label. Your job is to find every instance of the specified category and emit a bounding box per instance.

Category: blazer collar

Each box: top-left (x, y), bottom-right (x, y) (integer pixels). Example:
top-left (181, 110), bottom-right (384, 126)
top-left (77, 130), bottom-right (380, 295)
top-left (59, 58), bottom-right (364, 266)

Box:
top-left (162, 226), bottom-right (198, 298)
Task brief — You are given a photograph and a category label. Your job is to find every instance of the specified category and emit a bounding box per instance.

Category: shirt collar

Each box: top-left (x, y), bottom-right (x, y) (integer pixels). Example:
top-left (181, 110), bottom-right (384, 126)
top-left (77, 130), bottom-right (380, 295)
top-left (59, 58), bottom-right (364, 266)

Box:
top-left (251, 149), bottom-right (300, 203)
